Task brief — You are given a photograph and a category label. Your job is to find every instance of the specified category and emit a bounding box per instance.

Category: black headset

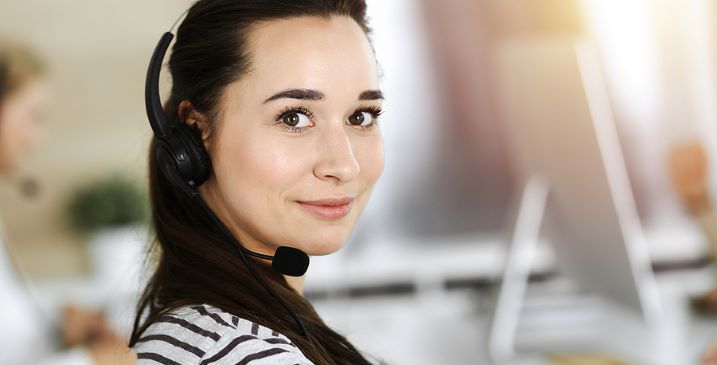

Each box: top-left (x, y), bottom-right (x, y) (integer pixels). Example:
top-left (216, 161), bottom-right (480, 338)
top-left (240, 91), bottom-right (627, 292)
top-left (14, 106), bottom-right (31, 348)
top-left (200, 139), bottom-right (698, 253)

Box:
top-left (145, 22), bottom-right (311, 338)
top-left (145, 32), bottom-right (211, 199)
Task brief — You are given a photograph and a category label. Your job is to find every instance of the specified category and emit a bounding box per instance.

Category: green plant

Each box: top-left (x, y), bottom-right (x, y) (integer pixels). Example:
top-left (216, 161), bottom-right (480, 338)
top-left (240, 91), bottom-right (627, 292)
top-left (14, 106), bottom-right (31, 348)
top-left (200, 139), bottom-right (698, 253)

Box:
top-left (66, 174), bottom-right (149, 234)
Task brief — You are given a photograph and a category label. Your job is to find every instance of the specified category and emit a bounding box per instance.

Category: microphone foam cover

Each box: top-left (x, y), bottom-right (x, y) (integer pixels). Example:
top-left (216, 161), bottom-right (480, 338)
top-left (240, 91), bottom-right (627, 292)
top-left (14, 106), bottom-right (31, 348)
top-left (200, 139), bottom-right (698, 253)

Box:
top-left (272, 246), bottom-right (310, 277)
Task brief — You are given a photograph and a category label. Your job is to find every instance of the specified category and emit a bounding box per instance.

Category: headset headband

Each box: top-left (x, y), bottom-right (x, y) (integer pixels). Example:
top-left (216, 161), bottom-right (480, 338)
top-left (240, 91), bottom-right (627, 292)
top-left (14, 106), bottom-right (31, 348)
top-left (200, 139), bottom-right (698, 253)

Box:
top-left (145, 32), bottom-right (174, 138)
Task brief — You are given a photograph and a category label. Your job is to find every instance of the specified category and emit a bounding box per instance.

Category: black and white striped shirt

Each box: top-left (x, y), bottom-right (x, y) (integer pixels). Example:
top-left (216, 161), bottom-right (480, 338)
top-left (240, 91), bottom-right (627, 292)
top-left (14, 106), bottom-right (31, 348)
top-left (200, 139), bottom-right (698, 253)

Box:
top-left (133, 304), bottom-right (315, 365)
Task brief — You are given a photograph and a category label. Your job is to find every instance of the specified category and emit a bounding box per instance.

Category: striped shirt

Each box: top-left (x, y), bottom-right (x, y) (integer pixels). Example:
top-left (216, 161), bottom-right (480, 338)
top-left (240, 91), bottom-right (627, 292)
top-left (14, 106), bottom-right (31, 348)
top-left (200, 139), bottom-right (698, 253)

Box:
top-left (133, 304), bottom-right (315, 365)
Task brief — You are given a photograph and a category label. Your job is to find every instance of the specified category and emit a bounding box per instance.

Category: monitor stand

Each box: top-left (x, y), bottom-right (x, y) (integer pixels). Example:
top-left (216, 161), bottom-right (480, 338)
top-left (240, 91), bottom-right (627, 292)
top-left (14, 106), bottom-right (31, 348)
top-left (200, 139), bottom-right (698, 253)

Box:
top-left (488, 175), bottom-right (669, 365)
top-left (488, 175), bottom-right (551, 364)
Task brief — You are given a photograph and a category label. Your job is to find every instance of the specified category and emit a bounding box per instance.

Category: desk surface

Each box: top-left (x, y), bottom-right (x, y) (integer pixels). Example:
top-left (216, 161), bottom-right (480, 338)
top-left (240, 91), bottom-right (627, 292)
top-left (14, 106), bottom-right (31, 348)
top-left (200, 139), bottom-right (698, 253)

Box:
top-left (304, 221), bottom-right (711, 295)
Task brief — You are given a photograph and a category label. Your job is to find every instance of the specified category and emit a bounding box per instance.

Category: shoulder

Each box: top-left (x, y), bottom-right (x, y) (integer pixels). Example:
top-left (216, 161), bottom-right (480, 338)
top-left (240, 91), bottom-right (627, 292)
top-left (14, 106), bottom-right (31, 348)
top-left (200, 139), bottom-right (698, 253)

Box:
top-left (133, 303), bottom-right (314, 365)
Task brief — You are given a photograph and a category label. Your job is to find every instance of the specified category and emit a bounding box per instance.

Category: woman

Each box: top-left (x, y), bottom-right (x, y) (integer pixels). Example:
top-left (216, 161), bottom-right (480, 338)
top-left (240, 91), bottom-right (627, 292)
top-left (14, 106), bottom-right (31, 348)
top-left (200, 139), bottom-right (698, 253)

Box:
top-left (130, 0), bottom-right (385, 364)
top-left (0, 41), bottom-right (135, 365)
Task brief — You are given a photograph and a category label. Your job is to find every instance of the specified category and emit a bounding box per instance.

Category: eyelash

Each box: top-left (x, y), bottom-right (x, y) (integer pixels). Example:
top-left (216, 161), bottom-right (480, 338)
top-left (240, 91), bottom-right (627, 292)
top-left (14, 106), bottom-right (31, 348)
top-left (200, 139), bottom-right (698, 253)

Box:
top-left (273, 105), bottom-right (384, 134)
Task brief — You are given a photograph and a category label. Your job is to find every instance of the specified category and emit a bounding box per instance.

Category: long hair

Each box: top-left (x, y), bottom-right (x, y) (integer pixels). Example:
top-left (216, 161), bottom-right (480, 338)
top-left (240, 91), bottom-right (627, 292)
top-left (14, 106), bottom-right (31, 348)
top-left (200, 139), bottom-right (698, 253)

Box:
top-left (129, 1), bottom-right (378, 364)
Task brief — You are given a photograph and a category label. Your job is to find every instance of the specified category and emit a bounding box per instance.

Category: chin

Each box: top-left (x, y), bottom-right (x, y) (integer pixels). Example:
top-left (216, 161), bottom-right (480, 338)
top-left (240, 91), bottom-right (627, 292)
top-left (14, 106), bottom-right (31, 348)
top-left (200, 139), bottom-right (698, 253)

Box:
top-left (303, 237), bottom-right (346, 256)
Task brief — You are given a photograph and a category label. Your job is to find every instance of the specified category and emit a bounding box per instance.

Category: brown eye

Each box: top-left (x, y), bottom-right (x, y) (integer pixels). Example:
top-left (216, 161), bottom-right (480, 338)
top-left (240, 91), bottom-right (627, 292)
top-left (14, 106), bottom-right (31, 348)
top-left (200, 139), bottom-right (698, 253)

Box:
top-left (280, 111), bottom-right (311, 127)
top-left (283, 113), bottom-right (300, 126)
top-left (349, 111), bottom-right (372, 126)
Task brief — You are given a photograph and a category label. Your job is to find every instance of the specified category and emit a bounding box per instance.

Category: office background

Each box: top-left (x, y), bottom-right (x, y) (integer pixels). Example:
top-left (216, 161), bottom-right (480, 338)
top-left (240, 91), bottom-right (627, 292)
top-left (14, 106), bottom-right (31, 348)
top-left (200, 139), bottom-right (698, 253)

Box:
top-left (2, 0), bottom-right (717, 364)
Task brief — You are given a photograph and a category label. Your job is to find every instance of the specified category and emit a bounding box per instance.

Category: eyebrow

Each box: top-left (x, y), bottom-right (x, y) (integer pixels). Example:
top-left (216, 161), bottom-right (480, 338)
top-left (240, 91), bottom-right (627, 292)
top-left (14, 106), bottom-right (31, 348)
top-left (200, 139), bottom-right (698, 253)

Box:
top-left (263, 88), bottom-right (384, 104)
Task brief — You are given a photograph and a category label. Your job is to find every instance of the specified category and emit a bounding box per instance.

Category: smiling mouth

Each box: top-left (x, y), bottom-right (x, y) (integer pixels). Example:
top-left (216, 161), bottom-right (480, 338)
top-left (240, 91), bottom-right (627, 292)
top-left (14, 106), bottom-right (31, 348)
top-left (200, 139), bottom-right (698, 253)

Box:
top-left (295, 200), bottom-right (353, 220)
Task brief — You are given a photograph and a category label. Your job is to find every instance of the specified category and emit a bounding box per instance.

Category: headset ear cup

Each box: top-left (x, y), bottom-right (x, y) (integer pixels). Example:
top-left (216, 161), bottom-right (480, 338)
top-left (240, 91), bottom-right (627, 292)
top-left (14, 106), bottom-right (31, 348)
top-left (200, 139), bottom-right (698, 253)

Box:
top-left (174, 123), bottom-right (212, 186)
top-left (155, 139), bottom-right (199, 197)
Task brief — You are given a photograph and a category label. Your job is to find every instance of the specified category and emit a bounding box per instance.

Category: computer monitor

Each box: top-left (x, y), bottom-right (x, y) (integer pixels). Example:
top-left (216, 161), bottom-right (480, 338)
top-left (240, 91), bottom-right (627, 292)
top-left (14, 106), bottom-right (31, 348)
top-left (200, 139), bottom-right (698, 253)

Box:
top-left (487, 37), bottom-right (664, 362)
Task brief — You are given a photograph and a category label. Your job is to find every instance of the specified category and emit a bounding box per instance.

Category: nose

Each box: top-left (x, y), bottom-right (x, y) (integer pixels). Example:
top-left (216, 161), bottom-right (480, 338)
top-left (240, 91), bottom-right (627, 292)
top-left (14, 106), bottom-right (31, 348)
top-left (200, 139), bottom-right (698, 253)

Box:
top-left (314, 124), bottom-right (360, 183)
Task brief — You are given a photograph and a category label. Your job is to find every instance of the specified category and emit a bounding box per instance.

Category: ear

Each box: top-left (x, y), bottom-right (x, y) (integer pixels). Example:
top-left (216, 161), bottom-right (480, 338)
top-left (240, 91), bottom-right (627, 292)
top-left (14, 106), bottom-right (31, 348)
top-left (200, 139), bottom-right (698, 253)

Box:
top-left (178, 100), bottom-right (212, 150)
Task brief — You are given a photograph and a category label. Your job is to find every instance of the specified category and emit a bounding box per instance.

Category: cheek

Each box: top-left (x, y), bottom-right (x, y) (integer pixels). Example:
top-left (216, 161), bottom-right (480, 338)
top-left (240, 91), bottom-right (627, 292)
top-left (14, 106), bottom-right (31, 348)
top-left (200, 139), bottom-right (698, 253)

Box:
top-left (356, 136), bottom-right (385, 185)
top-left (213, 127), bottom-right (309, 211)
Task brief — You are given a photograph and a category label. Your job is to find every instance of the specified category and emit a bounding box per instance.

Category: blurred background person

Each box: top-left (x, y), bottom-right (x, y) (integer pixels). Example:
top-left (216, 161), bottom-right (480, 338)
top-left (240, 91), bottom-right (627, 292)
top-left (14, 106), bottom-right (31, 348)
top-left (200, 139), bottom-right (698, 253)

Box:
top-left (0, 39), bottom-right (134, 365)
top-left (668, 141), bottom-right (717, 313)
top-left (667, 142), bottom-right (717, 365)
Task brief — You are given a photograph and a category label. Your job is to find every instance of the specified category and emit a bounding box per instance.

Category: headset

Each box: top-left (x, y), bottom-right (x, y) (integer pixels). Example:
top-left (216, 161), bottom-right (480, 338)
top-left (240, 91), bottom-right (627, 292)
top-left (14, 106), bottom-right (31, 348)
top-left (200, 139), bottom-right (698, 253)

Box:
top-left (145, 12), bottom-right (311, 339)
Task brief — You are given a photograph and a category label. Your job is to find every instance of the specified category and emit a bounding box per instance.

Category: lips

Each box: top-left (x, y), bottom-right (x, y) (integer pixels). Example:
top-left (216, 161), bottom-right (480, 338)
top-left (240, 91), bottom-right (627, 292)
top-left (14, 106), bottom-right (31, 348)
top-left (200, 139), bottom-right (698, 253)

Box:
top-left (296, 197), bottom-right (354, 219)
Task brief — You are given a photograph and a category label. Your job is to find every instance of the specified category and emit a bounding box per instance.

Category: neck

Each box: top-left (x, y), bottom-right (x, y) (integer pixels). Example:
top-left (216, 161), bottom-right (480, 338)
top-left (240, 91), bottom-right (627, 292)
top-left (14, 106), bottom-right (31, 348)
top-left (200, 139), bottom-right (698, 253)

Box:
top-left (284, 274), bottom-right (305, 294)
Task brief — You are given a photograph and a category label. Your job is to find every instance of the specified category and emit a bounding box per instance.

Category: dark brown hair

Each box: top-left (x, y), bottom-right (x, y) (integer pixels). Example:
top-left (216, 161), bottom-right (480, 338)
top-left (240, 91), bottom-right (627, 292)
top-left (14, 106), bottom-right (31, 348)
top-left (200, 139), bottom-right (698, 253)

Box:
top-left (129, 1), bottom-right (379, 364)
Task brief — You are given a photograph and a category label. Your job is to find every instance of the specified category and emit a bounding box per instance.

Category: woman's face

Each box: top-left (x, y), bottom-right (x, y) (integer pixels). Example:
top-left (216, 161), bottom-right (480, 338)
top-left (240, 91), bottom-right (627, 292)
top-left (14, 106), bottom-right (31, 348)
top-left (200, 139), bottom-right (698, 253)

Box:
top-left (199, 16), bottom-right (384, 257)
top-left (0, 79), bottom-right (46, 174)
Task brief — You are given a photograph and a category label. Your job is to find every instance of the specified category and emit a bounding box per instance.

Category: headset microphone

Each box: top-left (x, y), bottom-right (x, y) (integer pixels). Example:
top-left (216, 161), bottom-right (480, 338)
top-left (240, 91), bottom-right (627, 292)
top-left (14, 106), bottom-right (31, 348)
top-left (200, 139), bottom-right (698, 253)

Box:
top-left (201, 202), bottom-right (310, 277)
top-left (241, 245), bottom-right (311, 278)
top-left (270, 247), bottom-right (311, 277)
top-left (191, 191), bottom-right (310, 277)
